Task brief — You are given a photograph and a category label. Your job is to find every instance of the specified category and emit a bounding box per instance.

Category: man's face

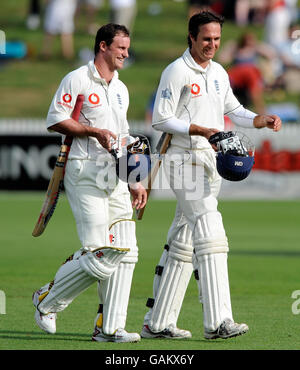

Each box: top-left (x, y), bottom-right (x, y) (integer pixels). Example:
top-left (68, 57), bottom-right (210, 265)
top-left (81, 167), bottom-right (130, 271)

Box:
top-left (190, 22), bottom-right (221, 66)
top-left (102, 33), bottom-right (130, 70)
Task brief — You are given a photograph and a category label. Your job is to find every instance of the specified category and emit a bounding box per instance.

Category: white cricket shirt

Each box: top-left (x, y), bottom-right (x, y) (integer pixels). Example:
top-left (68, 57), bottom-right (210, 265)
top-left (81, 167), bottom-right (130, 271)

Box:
top-left (152, 48), bottom-right (242, 150)
top-left (47, 60), bottom-right (130, 159)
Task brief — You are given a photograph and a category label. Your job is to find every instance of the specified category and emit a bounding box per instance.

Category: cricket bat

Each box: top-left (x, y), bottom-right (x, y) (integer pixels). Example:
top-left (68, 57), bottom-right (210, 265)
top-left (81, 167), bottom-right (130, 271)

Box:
top-left (136, 84), bottom-right (192, 220)
top-left (32, 94), bottom-right (84, 237)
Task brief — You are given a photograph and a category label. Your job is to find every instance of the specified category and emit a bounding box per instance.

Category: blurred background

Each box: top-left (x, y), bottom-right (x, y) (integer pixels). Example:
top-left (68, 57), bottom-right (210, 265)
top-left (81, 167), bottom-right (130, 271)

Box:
top-left (0, 0), bottom-right (300, 199)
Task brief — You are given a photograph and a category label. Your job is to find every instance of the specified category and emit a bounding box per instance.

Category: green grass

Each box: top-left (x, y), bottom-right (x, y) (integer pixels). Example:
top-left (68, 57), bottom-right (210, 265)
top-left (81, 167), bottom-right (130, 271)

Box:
top-left (0, 193), bottom-right (300, 350)
top-left (1, 0), bottom-right (298, 120)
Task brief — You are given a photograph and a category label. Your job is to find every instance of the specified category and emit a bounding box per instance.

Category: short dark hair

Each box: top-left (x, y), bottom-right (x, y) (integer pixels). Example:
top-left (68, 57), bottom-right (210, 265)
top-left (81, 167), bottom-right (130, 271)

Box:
top-left (188, 11), bottom-right (224, 49)
top-left (94, 23), bottom-right (130, 55)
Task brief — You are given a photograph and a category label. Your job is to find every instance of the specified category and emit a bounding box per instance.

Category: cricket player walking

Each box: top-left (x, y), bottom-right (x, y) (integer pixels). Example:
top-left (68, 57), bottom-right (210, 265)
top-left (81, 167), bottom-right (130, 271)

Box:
top-left (32, 23), bottom-right (147, 342)
top-left (142, 11), bottom-right (282, 340)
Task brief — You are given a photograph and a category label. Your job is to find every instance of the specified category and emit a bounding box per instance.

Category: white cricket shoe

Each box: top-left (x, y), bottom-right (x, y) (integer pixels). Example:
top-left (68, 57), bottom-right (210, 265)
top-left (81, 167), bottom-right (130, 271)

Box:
top-left (141, 324), bottom-right (192, 339)
top-left (204, 318), bottom-right (249, 340)
top-left (92, 327), bottom-right (141, 343)
top-left (32, 290), bottom-right (57, 334)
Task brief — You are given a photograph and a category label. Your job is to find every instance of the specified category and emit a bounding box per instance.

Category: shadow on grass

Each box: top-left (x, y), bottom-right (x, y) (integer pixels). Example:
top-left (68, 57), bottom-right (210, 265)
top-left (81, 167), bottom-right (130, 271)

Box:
top-left (0, 329), bottom-right (229, 347)
top-left (231, 250), bottom-right (300, 257)
top-left (0, 330), bottom-right (90, 342)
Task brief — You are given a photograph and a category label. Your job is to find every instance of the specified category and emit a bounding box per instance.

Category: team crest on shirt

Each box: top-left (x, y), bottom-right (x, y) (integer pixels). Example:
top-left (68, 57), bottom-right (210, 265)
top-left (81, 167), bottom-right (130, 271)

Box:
top-left (161, 88), bottom-right (172, 100)
top-left (214, 80), bottom-right (220, 94)
top-left (116, 93), bottom-right (122, 109)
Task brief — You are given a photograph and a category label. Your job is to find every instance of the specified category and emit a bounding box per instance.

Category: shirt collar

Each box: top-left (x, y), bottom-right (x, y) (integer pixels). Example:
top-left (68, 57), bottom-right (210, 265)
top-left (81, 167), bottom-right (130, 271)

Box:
top-left (88, 60), bottom-right (119, 84)
top-left (182, 48), bottom-right (211, 73)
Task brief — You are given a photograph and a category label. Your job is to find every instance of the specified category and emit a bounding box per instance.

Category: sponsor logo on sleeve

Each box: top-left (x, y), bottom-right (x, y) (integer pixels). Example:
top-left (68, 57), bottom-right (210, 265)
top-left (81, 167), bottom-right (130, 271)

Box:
top-left (57, 93), bottom-right (73, 109)
top-left (63, 93), bottom-right (72, 103)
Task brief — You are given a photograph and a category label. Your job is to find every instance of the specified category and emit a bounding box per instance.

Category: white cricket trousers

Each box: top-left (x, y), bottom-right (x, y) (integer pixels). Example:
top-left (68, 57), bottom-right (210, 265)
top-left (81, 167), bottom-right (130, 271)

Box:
top-left (64, 158), bottom-right (133, 250)
top-left (163, 146), bottom-right (222, 226)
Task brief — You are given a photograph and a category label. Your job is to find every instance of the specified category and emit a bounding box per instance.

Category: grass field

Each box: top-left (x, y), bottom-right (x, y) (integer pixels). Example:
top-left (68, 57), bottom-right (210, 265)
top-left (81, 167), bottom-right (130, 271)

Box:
top-left (1, 0), bottom-right (300, 356)
top-left (1, 0), bottom-right (299, 120)
top-left (0, 192), bottom-right (300, 352)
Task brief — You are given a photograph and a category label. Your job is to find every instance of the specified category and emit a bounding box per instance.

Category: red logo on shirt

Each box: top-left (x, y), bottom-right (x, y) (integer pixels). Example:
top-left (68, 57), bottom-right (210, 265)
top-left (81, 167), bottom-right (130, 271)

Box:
top-left (88, 93), bottom-right (100, 105)
top-left (191, 84), bottom-right (200, 96)
top-left (62, 93), bottom-right (72, 103)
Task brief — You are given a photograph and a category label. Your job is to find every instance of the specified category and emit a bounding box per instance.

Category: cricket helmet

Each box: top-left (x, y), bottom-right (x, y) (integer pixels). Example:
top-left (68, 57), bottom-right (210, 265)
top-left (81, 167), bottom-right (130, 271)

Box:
top-left (209, 131), bottom-right (255, 182)
top-left (112, 135), bottom-right (151, 183)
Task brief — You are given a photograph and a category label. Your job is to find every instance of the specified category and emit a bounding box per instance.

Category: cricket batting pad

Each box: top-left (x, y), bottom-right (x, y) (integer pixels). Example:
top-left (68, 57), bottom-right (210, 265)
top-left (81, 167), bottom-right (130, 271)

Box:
top-left (193, 212), bottom-right (232, 331)
top-left (194, 252), bottom-right (233, 332)
top-left (193, 211), bottom-right (228, 257)
top-left (94, 220), bottom-right (138, 335)
top-left (37, 246), bottom-right (129, 314)
top-left (144, 224), bottom-right (194, 333)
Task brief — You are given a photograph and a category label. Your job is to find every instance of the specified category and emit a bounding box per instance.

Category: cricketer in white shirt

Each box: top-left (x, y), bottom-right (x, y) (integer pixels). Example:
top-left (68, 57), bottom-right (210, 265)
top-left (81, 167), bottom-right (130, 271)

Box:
top-left (47, 60), bottom-right (130, 159)
top-left (34, 24), bottom-right (146, 343)
top-left (142, 12), bottom-right (281, 340)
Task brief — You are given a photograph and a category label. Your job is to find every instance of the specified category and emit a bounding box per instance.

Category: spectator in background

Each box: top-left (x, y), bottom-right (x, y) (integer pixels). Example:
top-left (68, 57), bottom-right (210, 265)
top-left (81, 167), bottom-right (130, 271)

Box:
top-left (26, 0), bottom-right (41, 30)
top-left (41, 0), bottom-right (78, 60)
top-left (218, 32), bottom-right (278, 113)
top-left (285, 0), bottom-right (299, 23)
top-left (187, 0), bottom-right (227, 18)
top-left (234, 0), bottom-right (266, 26)
top-left (77, 0), bottom-right (137, 35)
top-left (187, 0), bottom-right (212, 18)
top-left (77, 0), bottom-right (104, 35)
top-left (264, 0), bottom-right (292, 50)
top-left (276, 22), bottom-right (300, 93)
top-left (109, 0), bottom-right (137, 67)
top-left (109, 0), bottom-right (137, 33)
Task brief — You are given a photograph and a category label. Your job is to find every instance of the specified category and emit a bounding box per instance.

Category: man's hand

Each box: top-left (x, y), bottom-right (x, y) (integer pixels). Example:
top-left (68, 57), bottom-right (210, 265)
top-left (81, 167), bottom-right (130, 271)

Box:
top-left (129, 182), bottom-right (147, 210)
top-left (254, 114), bottom-right (282, 132)
top-left (203, 128), bottom-right (220, 151)
top-left (94, 129), bottom-right (117, 152)
top-left (189, 124), bottom-right (220, 150)
top-left (49, 120), bottom-right (117, 152)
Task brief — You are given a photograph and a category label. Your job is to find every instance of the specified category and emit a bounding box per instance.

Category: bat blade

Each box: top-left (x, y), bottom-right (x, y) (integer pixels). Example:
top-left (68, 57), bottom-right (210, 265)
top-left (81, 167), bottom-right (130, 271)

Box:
top-left (136, 85), bottom-right (191, 220)
top-left (135, 133), bottom-right (171, 220)
top-left (32, 94), bottom-right (84, 237)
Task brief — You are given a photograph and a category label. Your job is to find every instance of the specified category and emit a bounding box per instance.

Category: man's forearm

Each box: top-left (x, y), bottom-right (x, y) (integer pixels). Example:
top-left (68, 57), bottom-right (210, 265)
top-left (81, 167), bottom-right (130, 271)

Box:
top-left (49, 119), bottom-right (99, 138)
top-left (189, 124), bottom-right (220, 140)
